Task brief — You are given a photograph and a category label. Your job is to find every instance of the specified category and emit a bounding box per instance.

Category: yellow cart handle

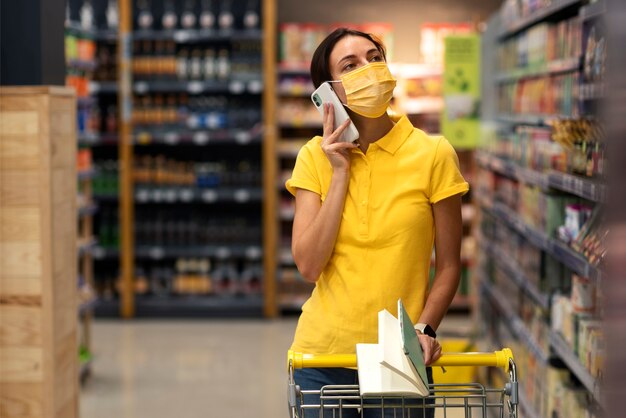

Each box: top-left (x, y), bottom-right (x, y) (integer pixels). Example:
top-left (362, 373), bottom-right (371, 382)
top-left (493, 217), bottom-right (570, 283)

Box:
top-left (288, 348), bottom-right (514, 373)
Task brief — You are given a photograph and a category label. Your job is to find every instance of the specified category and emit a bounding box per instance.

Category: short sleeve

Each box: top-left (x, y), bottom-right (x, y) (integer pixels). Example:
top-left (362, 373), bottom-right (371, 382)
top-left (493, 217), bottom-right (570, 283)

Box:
top-left (429, 137), bottom-right (469, 204)
top-left (285, 143), bottom-right (322, 197)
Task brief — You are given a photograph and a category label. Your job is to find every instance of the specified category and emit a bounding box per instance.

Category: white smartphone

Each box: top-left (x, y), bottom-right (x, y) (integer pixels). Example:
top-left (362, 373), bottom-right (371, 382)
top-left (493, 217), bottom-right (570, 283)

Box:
top-left (311, 82), bottom-right (359, 143)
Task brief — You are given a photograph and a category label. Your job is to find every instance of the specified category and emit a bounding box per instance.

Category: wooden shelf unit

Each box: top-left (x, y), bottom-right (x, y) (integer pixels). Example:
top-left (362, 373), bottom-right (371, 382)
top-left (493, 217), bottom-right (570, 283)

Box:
top-left (0, 86), bottom-right (79, 418)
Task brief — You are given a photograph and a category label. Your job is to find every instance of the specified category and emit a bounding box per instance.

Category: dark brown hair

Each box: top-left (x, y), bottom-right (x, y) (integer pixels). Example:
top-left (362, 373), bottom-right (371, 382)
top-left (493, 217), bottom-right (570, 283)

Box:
top-left (309, 28), bottom-right (387, 88)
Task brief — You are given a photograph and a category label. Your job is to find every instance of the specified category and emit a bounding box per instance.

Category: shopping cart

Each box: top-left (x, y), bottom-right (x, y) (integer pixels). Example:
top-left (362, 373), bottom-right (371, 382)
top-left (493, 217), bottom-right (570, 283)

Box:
top-left (287, 349), bottom-right (518, 418)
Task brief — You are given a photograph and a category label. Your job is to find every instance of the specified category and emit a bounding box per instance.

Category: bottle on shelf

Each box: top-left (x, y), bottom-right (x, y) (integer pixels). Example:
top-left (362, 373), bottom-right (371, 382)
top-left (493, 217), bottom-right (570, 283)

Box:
top-left (137, 0), bottom-right (154, 30)
top-left (212, 260), bottom-right (239, 295)
top-left (106, 0), bottom-right (119, 29)
top-left (199, 0), bottom-right (216, 30)
top-left (218, 0), bottom-right (234, 31)
top-left (240, 261), bottom-right (262, 295)
top-left (181, 0), bottom-right (197, 30)
top-left (80, 0), bottom-right (94, 31)
top-left (243, 0), bottom-right (260, 30)
top-left (177, 48), bottom-right (189, 80)
top-left (216, 49), bottom-right (230, 81)
top-left (203, 48), bottom-right (216, 80)
top-left (189, 49), bottom-right (203, 81)
top-left (162, 0), bottom-right (178, 30)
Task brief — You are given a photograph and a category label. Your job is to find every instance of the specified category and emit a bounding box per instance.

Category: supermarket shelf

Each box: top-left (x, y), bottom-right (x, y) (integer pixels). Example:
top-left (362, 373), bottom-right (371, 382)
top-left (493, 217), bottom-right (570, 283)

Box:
top-left (65, 22), bottom-right (117, 41)
top-left (550, 331), bottom-right (600, 402)
top-left (93, 193), bottom-right (119, 202)
top-left (134, 244), bottom-right (263, 260)
top-left (279, 296), bottom-right (307, 313)
top-left (79, 132), bottom-right (119, 146)
top-left (518, 389), bottom-right (541, 418)
top-left (448, 294), bottom-right (472, 311)
top-left (278, 88), bottom-right (314, 97)
top-left (79, 298), bottom-right (97, 315)
top-left (278, 66), bottom-right (311, 75)
top-left (546, 170), bottom-right (606, 202)
top-left (475, 151), bottom-right (549, 189)
top-left (476, 152), bottom-right (606, 202)
top-left (92, 246), bottom-right (119, 260)
top-left (279, 247), bottom-right (295, 265)
top-left (94, 295), bottom-right (264, 318)
top-left (77, 237), bottom-right (98, 256)
top-left (77, 96), bottom-right (97, 107)
top-left (133, 79), bottom-right (263, 95)
top-left (78, 203), bottom-right (98, 218)
top-left (481, 241), bottom-right (550, 310)
top-left (279, 122), bottom-right (322, 129)
top-left (277, 140), bottom-right (308, 158)
top-left (497, 113), bottom-right (569, 126)
top-left (580, 0), bottom-right (606, 22)
top-left (134, 126), bottom-right (262, 146)
top-left (134, 186), bottom-right (262, 204)
top-left (480, 280), bottom-right (550, 363)
top-left (67, 59), bottom-right (97, 71)
top-left (495, 57), bottom-right (581, 83)
top-left (580, 82), bottom-right (605, 101)
top-left (78, 169), bottom-right (97, 180)
top-left (483, 201), bottom-right (602, 281)
top-left (89, 81), bottom-right (118, 94)
top-left (279, 207), bottom-right (295, 221)
top-left (133, 28), bottom-right (263, 43)
top-left (498, 0), bottom-right (583, 39)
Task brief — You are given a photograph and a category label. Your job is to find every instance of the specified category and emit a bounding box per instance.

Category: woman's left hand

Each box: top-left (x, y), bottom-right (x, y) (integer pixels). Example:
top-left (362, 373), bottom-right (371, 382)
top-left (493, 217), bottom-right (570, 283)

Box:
top-left (417, 333), bottom-right (442, 366)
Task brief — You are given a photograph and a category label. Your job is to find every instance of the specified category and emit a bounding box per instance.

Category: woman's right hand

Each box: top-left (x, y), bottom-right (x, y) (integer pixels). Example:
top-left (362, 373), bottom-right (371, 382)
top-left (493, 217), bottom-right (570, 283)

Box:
top-left (321, 103), bottom-right (357, 174)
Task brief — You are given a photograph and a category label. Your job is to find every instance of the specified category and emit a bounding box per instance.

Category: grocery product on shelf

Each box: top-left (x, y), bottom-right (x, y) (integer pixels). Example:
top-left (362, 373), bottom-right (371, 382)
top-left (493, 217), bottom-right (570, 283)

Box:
top-left (479, 1), bottom-right (604, 413)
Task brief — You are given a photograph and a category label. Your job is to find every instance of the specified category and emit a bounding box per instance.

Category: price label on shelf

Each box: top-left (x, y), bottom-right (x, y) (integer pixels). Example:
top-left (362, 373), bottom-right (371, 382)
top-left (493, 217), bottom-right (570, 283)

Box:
top-left (245, 246), bottom-right (262, 260)
top-left (134, 81), bottom-right (149, 94)
top-left (229, 80), bottom-right (245, 94)
top-left (152, 188), bottom-right (164, 202)
top-left (149, 247), bottom-right (165, 260)
top-left (216, 246), bottom-right (231, 259)
top-left (173, 30), bottom-right (191, 43)
top-left (165, 189), bottom-right (177, 202)
top-left (92, 246), bottom-right (105, 259)
top-left (201, 190), bottom-right (218, 203)
top-left (88, 81), bottom-right (100, 94)
top-left (234, 189), bottom-right (250, 203)
top-left (187, 81), bottom-right (204, 94)
top-left (234, 130), bottom-right (251, 145)
top-left (247, 80), bottom-right (263, 94)
top-left (179, 188), bottom-right (194, 202)
top-left (136, 189), bottom-right (150, 203)
top-left (163, 132), bottom-right (180, 145)
top-left (193, 131), bottom-right (210, 145)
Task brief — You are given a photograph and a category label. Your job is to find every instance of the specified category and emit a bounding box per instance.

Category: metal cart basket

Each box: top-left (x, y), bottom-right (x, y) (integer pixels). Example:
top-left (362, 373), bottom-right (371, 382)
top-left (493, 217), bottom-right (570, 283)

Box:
top-left (287, 349), bottom-right (518, 418)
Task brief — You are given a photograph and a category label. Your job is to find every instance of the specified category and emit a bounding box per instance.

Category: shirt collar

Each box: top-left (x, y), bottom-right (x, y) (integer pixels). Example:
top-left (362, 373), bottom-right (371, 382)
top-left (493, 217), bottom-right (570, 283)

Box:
top-left (371, 115), bottom-right (413, 155)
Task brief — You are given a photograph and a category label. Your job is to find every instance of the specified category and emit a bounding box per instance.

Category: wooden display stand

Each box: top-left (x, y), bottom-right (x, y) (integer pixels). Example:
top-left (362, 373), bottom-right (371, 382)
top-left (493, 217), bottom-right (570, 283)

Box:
top-left (0, 87), bottom-right (79, 418)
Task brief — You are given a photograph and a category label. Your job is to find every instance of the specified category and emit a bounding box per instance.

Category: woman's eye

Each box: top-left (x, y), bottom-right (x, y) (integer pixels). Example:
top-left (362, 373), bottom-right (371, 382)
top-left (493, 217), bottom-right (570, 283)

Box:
top-left (343, 63), bottom-right (355, 71)
top-left (370, 55), bottom-right (382, 62)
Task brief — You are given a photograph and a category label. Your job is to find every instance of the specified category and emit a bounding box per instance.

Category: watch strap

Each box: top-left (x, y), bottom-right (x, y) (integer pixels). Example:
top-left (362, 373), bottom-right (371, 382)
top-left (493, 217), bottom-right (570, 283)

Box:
top-left (414, 322), bottom-right (437, 339)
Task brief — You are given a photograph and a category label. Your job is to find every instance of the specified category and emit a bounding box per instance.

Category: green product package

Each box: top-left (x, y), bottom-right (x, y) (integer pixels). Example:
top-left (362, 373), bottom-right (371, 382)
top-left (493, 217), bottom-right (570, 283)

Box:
top-left (398, 299), bottom-right (428, 385)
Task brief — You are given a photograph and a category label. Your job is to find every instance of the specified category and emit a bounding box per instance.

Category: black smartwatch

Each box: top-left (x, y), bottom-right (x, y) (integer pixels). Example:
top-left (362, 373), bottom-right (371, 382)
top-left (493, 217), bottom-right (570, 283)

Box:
top-left (414, 323), bottom-right (437, 339)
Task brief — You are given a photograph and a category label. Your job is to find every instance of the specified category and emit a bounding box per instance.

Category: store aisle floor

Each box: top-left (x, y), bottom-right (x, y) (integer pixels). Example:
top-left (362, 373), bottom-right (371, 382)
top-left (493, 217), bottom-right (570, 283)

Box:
top-left (80, 315), bottom-right (472, 418)
top-left (80, 318), bottom-right (298, 418)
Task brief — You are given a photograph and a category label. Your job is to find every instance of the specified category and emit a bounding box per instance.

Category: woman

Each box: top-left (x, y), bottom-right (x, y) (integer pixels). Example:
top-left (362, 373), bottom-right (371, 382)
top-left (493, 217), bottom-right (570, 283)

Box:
top-left (286, 28), bottom-right (468, 417)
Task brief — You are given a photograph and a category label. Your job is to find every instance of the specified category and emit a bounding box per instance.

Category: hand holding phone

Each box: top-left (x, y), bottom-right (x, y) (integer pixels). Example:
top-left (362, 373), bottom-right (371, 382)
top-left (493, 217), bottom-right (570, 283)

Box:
top-left (311, 82), bottom-right (359, 143)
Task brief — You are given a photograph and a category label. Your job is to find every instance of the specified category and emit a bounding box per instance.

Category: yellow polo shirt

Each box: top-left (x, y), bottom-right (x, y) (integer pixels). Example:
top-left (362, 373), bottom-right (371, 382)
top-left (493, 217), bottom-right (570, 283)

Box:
top-left (286, 115), bottom-right (469, 355)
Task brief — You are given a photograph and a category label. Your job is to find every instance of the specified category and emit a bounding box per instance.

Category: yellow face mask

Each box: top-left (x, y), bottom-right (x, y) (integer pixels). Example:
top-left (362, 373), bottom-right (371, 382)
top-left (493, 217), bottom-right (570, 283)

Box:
top-left (330, 62), bottom-right (397, 118)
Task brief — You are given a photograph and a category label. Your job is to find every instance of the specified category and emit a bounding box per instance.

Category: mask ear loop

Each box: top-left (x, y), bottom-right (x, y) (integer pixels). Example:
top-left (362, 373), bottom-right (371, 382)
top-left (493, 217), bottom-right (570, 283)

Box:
top-left (326, 80), bottom-right (349, 107)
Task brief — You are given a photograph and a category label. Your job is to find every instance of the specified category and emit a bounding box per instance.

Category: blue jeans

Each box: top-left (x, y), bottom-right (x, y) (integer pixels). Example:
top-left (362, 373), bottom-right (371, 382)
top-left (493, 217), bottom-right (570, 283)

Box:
top-left (294, 367), bottom-right (435, 418)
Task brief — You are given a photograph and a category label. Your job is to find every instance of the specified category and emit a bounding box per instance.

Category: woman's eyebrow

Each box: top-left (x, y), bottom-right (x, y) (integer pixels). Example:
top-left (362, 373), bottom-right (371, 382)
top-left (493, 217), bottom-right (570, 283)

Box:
top-left (337, 49), bottom-right (379, 65)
